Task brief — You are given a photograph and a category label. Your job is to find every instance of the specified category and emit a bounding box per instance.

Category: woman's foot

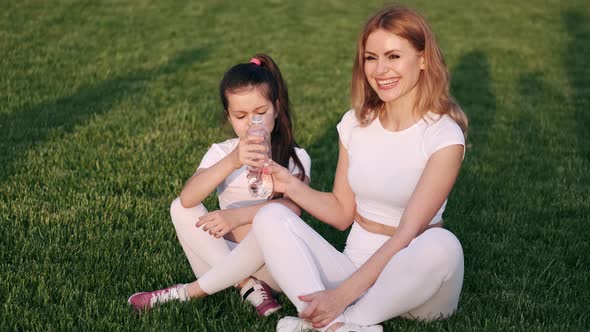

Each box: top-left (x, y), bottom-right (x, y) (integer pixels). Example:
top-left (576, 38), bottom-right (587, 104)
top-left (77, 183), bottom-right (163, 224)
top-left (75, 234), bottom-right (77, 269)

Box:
top-left (127, 284), bottom-right (189, 312)
top-left (240, 278), bottom-right (282, 316)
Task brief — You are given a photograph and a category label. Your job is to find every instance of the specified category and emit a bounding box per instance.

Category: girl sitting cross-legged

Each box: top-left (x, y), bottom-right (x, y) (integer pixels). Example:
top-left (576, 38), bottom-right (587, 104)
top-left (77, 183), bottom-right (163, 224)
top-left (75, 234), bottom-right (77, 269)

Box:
top-left (128, 53), bottom-right (311, 317)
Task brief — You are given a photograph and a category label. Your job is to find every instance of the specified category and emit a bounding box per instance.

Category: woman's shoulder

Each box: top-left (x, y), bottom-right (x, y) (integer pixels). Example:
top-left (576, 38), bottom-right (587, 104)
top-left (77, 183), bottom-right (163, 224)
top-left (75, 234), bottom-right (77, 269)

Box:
top-left (340, 109), bottom-right (360, 125)
top-left (337, 109), bottom-right (361, 149)
top-left (423, 112), bottom-right (462, 133)
top-left (337, 109), bottom-right (361, 132)
top-left (422, 112), bottom-right (465, 156)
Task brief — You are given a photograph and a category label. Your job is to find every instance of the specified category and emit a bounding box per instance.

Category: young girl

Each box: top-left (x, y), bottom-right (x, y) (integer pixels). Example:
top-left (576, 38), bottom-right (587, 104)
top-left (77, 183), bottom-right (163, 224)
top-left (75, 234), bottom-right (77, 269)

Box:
top-left (128, 54), bottom-right (311, 317)
top-left (252, 6), bottom-right (467, 332)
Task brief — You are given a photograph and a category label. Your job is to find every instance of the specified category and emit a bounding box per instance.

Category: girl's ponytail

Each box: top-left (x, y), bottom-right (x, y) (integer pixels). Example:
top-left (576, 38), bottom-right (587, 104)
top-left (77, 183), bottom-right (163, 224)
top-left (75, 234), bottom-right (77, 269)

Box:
top-left (252, 54), bottom-right (289, 125)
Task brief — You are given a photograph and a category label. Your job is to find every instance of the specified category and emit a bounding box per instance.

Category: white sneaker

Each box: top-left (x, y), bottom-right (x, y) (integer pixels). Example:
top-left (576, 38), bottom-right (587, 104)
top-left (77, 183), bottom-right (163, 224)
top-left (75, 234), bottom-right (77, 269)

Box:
top-left (276, 316), bottom-right (383, 332)
top-left (328, 323), bottom-right (383, 332)
top-left (276, 316), bottom-right (317, 331)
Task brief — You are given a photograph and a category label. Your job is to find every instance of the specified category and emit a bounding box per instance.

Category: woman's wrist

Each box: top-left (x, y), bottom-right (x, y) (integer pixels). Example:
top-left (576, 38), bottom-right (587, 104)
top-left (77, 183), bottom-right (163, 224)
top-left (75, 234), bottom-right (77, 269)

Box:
top-left (285, 176), bottom-right (305, 197)
top-left (339, 276), bottom-right (367, 305)
top-left (336, 283), bottom-right (359, 307)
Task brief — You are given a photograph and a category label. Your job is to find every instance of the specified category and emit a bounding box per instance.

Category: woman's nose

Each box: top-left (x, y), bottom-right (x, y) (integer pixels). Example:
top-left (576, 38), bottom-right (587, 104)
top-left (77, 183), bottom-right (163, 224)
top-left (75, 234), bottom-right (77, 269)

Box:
top-left (376, 59), bottom-right (388, 75)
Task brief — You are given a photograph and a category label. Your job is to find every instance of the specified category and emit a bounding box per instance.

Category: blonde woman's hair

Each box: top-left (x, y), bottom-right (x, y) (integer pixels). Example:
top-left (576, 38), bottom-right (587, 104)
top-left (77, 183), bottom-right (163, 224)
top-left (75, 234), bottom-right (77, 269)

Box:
top-left (351, 5), bottom-right (468, 138)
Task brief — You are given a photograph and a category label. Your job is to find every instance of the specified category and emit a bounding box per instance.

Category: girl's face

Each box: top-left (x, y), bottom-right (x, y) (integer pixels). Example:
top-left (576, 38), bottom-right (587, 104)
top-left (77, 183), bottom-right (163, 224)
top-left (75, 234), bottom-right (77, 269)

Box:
top-left (363, 29), bottom-right (424, 105)
top-left (226, 86), bottom-right (276, 139)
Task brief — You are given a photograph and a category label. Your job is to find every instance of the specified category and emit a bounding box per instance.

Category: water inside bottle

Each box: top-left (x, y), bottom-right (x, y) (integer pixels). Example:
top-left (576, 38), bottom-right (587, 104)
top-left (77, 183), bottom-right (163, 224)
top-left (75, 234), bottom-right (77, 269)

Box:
top-left (246, 115), bottom-right (273, 198)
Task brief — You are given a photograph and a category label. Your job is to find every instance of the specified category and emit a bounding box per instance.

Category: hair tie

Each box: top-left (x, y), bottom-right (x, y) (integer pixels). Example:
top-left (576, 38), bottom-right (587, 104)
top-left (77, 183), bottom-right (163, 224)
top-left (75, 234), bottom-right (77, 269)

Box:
top-left (250, 57), bottom-right (261, 66)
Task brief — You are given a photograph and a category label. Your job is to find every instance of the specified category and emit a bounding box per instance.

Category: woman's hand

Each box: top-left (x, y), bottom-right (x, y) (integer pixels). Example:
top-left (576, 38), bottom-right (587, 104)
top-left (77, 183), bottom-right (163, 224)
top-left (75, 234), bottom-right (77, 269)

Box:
top-left (195, 209), bottom-right (243, 238)
top-left (269, 161), bottom-right (298, 194)
top-left (229, 136), bottom-right (269, 169)
top-left (298, 289), bottom-right (350, 328)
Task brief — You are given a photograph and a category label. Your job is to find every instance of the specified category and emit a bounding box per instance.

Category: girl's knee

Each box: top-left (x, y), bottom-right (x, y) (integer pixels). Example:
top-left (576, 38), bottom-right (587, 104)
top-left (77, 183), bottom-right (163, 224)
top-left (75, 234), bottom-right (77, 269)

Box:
top-left (170, 197), bottom-right (183, 215)
top-left (170, 197), bottom-right (207, 226)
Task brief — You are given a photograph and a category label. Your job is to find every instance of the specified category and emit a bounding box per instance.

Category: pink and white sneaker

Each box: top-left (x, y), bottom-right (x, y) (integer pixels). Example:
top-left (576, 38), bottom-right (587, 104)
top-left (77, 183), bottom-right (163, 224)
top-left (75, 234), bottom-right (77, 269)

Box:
top-left (127, 284), bottom-right (189, 312)
top-left (240, 278), bottom-right (282, 316)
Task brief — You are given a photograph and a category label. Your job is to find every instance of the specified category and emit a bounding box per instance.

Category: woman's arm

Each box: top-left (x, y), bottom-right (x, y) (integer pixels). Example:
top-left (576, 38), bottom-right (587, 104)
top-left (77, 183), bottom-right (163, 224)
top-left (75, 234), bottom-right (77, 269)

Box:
top-left (299, 144), bottom-right (464, 327)
top-left (273, 141), bottom-right (356, 230)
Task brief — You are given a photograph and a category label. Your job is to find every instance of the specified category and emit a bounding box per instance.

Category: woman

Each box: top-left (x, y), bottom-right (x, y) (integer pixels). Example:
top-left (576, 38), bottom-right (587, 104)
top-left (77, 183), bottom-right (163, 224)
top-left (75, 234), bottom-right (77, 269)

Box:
top-left (252, 6), bottom-right (468, 332)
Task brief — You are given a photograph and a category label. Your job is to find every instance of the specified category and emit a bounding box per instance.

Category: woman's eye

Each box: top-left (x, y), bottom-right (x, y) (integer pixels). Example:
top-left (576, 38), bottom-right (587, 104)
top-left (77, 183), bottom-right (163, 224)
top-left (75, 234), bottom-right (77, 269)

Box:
top-left (235, 116), bottom-right (246, 119)
top-left (389, 54), bottom-right (400, 59)
top-left (364, 56), bottom-right (376, 61)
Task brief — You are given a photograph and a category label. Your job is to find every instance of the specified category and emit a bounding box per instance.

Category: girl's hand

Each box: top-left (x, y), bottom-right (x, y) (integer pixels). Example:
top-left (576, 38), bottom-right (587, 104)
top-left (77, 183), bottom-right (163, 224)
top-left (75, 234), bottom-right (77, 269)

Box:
top-left (269, 162), bottom-right (297, 193)
top-left (195, 209), bottom-right (242, 238)
top-left (230, 136), bottom-right (269, 169)
top-left (298, 289), bottom-right (349, 328)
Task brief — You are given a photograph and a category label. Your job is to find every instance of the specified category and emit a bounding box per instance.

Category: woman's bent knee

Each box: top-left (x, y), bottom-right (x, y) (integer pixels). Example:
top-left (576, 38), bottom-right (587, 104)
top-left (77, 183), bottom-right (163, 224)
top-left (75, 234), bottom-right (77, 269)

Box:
top-left (252, 203), bottom-right (293, 238)
top-left (415, 228), bottom-right (463, 271)
top-left (252, 203), bottom-right (291, 227)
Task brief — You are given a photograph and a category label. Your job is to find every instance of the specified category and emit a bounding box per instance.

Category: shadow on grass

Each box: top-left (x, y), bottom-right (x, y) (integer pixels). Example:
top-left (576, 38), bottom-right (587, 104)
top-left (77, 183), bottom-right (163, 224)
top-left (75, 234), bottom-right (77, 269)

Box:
top-left (562, 10), bottom-right (590, 163)
top-left (0, 47), bottom-right (209, 184)
top-left (452, 51), bottom-right (498, 149)
top-left (450, 50), bottom-right (497, 217)
top-left (447, 51), bottom-right (499, 313)
top-left (452, 49), bottom-right (580, 322)
top-left (515, 72), bottom-right (561, 182)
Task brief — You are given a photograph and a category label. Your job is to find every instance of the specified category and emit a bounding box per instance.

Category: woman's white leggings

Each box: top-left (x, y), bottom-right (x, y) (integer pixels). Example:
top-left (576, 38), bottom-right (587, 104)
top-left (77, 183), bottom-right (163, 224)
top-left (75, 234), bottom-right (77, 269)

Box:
top-left (252, 203), bottom-right (464, 325)
top-left (169, 198), bottom-right (280, 294)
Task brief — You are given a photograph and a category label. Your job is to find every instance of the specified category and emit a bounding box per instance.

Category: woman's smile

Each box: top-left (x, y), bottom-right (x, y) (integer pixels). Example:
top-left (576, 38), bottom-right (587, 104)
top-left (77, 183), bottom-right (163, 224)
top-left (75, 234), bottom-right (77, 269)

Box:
top-left (375, 77), bottom-right (400, 90)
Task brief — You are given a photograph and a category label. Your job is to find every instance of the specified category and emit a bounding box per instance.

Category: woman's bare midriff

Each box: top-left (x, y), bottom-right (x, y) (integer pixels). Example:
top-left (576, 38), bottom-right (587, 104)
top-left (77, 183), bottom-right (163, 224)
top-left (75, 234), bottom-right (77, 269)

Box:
top-left (354, 211), bottom-right (442, 237)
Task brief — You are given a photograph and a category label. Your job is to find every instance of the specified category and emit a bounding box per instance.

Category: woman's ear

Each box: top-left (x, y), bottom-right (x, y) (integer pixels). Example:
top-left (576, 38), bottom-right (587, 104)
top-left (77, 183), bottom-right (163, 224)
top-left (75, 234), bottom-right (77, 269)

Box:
top-left (274, 100), bottom-right (280, 119)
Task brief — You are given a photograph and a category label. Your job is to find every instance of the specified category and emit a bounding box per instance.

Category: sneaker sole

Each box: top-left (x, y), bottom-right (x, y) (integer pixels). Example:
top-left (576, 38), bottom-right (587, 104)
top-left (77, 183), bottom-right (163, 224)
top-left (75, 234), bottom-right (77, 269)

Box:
top-left (261, 304), bottom-right (282, 317)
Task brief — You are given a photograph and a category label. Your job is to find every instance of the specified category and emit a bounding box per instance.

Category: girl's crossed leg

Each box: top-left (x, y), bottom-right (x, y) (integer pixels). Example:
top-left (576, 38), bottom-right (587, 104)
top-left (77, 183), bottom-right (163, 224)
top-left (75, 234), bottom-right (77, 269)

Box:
top-left (127, 198), bottom-right (281, 316)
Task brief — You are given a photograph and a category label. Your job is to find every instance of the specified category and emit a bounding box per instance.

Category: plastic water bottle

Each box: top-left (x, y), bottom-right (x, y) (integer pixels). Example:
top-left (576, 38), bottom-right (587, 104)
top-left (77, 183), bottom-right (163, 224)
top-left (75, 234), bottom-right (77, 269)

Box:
top-left (246, 115), bottom-right (273, 198)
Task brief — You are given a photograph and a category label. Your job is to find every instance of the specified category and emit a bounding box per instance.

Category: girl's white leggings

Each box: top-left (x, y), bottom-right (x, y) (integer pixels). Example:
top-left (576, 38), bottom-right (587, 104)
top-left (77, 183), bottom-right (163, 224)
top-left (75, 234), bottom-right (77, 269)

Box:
top-left (169, 197), bottom-right (280, 294)
top-left (252, 203), bottom-right (464, 325)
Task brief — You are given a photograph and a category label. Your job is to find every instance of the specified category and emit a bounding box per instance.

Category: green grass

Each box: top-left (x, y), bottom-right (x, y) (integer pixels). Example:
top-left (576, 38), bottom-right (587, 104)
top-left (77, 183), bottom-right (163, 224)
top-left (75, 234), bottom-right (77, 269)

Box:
top-left (1, 0), bottom-right (589, 330)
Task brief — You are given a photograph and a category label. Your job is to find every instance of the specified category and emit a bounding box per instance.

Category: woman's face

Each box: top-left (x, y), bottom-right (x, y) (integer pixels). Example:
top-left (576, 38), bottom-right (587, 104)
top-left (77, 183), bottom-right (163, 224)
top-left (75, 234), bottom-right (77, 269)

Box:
top-left (226, 86), bottom-right (276, 139)
top-left (363, 29), bottom-right (424, 105)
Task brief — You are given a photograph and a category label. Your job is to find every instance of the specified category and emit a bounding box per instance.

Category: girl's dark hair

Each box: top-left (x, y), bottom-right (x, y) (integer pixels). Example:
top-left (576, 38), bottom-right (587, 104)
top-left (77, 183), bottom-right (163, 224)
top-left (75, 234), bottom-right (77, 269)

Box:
top-left (219, 53), bottom-right (306, 198)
